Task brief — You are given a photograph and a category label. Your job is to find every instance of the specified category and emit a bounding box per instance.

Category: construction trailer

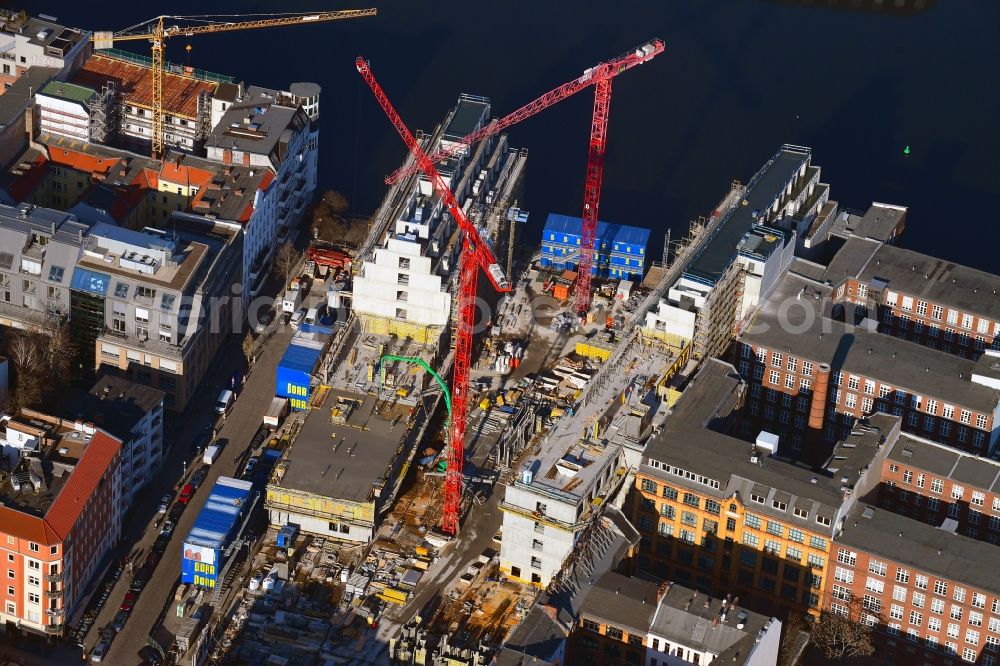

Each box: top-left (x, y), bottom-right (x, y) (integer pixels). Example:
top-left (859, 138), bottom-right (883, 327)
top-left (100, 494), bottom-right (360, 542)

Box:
top-left (181, 476), bottom-right (253, 588)
top-left (275, 325), bottom-right (332, 410)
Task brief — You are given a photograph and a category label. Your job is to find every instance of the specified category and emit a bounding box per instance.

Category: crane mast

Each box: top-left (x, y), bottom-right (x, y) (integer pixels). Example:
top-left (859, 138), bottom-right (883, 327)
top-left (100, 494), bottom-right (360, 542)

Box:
top-left (356, 57), bottom-right (510, 536)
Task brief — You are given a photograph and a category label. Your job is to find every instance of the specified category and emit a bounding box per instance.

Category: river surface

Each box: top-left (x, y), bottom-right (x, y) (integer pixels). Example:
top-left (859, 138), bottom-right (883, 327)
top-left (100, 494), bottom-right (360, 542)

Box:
top-left (42, 0), bottom-right (1000, 271)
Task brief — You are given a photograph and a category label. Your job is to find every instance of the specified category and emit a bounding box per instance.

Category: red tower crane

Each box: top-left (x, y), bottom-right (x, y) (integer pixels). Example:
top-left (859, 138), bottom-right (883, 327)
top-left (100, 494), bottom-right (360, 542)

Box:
top-left (382, 40), bottom-right (664, 314)
top-left (356, 57), bottom-right (512, 536)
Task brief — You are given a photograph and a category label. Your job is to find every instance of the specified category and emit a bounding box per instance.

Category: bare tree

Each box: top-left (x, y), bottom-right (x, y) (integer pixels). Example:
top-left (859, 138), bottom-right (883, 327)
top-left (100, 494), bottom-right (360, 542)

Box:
top-left (274, 241), bottom-right (299, 288)
top-left (8, 332), bottom-right (44, 410)
top-left (779, 612), bottom-right (808, 666)
top-left (321, 190), bottom-right (349, 216)
top-left (811, 597), bottom-right (879, 661)
top-left (39, 320), bottom-right (75, 377)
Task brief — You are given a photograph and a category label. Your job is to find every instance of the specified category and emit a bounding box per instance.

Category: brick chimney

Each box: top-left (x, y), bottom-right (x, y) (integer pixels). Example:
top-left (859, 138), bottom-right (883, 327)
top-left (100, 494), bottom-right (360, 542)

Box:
top-left (808, 362), bottom-right (832, 431)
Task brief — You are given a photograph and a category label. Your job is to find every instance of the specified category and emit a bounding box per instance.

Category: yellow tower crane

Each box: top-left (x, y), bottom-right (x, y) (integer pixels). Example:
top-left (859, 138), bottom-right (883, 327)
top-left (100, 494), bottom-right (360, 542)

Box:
top-left (92, 10), bottom-right (377, 159)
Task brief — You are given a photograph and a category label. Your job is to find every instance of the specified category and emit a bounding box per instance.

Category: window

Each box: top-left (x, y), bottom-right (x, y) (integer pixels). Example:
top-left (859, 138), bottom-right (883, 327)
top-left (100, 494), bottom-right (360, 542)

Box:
top-left (766, 521), bottom-right (784, 536)
top-left (890, 604), bottom-right (905, 620)
top-left (952, 605), bottom-right (964, 621)
top-left (866, 577), bottom-right (885, 594)
top-left (682, 493), bottom-right (700, 508)
top-left (832, 585), bottom-right (853, 601)
top-left (869, 560), bottom-right (888, 576)
top-left (788, 528), bottom-right (804, 543)
top-left (136, 285), bottom-right (156, 299)
top-left (641, 478), bottom-right (658, 493)
top-left (807, 554), bottom-right (825, 570)
top-left (910, 611), bottom-right (923, 626)
top-left (893, 585), bottom-right (908, 602)
top-left (771, 352), bottom-right (783, 367)
top-left (929, 617), bottom-right (942, 632)
top-left (742, 533), bottom-right (759, 548)
top-left (970, 611), bottom-right (983, 627)
top-left (27, 593), bottom-right (39, 604)
top-left (810, 535), bottom-right (827, 550)
top-left (972, 593), bottom-right (986, 609)
top-left (912, 592), bottom-right (925, 608)
top-left (662, 486), bottom-right (677, 500)
top-left (834, 567), bottom-right (854, 584)
top-left (787, 357), bottom-right (798, 372)
top-left (961, 410), bottom-right (972, 424)
top-left (931, 479), bottom-right (944, 494)
top-left (977, 414), bottom-right (989, 429)
top-left (863, 595), bottom-right (882, 613)
top-left (764, 539), bottom-right (781, 555)
top-left (769, 370), bottom-right (780, 385)
top-left (786, 546), bottom-right (803, 562)
top-left (935, 580), bottom-right (949, 595)
top-left (932, 599), bottom-right (945, 614)
top-left (837, 549), bottom-right (857, 566)
top-left (955, 587), bottom-right (967, 603)
top-left (967, 630), bottom-right (980, 645)
top-left (744, 514), bottom-right (761, 529)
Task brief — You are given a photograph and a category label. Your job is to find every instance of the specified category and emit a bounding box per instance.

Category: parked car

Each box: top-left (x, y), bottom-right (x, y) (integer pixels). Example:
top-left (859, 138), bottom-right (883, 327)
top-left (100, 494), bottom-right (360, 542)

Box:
top-left (120, 591), bottom-right (138, 612)
top-left (152, 535), bottom-right (170, 554)
top-left (130, 565), bottom-right (152, 592)
top-left (169, 503), bottom-right (185, 521)
top-left (160, 520), bottom-right (175, 537)
top-left (242, 457), bottom-right (259, 480)
top-left (215, 389), bottom-right (234, 415)
top-left (179, 483), bottom-right (195, 504)
top-left (191, 429), bottom-right (211, 457)
top-left (137, 646), bottom-right (164, 665)
top-left (144, 551), bottom-right (161, 569)
top-left (91, 634), bottom-right (112, 662)
top-left (111, 609), bottom-right (129, 632)
top-left (191, 468), bottom-right (207, 488)
top-left (156, 493), bottom-right (171, 514)
top-left (253, 308), bottom-right (274, 334)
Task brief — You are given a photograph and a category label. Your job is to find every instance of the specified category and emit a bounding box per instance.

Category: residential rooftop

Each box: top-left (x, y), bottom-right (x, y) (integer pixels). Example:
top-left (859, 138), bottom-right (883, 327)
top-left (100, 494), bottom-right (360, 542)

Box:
top-left (274, 388), bottom-right (408, 504)
top-left (578, 571), bottom-right (659, 635)
top-left (685, 145), bottom-right (810, 285)
top-left (0, 14), bottom-right (87, 52)
top-left (830, 202), bottom-right (907, 243)
top-left (38, 80), bottom-right (98, 105)
top-left (650, 580), bottom-right (774, 663)
top-left (0, 67), bottom-right (59, 126)
top-left (837, 504), bottom-right (1000, 594)
top-left (73, 53), bottom-right (218, 118)
top-left (741, 272), bottom-right (999, 413)
top-left (78, 222), bottom-right (209, 292)
top-left (887, 433), bottom-right (1000, 494)
top-left (58, 375), bottom-right (164, 443)
top-left (857, 243), bottom-right (1000, 323)
top-left (442, 94), bottom-right (489, 142)
top-left (206, 85), bottom-right (308, 162)
top-left (644, 359), bottom-right (900, 529)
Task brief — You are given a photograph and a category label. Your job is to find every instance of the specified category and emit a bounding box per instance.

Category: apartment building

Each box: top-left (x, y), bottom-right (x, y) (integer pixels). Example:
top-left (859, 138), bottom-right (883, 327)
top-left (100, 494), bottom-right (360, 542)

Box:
top-left (833, 504), bottom-right (1000, 666)
top-left (61, 375), bottom-right (164, 513)
top-left (72, 52), bottom-right (222, 154)
top-left (71, 221), bottom-right (241, 411)
top-left (205, 85), bottom-right (318, 297)
top-left (0, 203), bottom-right (87, 329)
top-left (353, 94), bottom-right (526, 347)
top-left (630, 358), bottom-right (899, 619)
top-left (567, 571), bottom-right (781, 666)
top-left (877, 432), bottom-right (1000, 545)
top-left (736, 271), bottom-right (1000, 454)
top-left (499, 437), bottom-right (632, 588)
top-left (642, 145), bottom-right (811, 358)
top-left (0, 11), bottom-right (89, 91)
top-left (0, 410), bottom-right (121, 637)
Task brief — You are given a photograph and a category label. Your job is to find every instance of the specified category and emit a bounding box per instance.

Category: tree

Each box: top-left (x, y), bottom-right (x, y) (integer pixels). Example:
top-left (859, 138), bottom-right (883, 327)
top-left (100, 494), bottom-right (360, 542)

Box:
top-left (7, 332), bottom-right (44, 410)
top-left (321, 190), bottom-right (349, 216)
top-left (39, 320), bottom-right (75, 377)
top-left (275, 241), bottom-right (299, 288)
top-left (242, 333), bottom-right (255, 366)
top-left (811, 597), bottom-right (879, 661)
top-left (779, 612), bottom-right (808, 666)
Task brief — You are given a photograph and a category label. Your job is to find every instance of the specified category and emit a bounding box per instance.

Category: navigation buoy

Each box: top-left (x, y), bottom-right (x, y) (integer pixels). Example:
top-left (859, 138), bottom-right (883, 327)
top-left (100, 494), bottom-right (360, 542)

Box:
top-left (903, 145), bottom-right (911, 156)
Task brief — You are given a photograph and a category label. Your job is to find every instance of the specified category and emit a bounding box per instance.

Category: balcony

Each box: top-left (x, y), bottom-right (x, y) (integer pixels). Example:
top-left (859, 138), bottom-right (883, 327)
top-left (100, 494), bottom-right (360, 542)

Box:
top-left (43, 622), bottom-right (64, 634)
top-left (45, 572), bottom-right (63, 583)
top-left (45, 588), bottom-right (62, 600)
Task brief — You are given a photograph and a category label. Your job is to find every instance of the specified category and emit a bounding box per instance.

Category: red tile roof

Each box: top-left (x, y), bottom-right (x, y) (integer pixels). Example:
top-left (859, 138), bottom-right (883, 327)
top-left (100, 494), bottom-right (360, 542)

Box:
top-left (45, 430), bottom-right (121, 541)
top-left (0, 507), bottom-right (60, 546)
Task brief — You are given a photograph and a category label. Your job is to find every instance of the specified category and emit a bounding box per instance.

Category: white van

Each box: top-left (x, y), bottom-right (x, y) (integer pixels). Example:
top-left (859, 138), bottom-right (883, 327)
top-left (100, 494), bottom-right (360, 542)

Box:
top-left (202, 445), bottom-right (220, 465)
top-left (215, 389), bottom-right (234, 415)
top-left (304, 306), bottom-right (319, 326)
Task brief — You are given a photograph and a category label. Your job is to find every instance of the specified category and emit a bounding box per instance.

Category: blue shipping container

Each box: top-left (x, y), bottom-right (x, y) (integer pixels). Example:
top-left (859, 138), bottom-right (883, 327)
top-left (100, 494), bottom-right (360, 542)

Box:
top-left (275, 342), bottom-right (324, 410)
top-left (181, 476), bottom-right (253, 588)
top-left (539, 213), bottom-right (650, 279)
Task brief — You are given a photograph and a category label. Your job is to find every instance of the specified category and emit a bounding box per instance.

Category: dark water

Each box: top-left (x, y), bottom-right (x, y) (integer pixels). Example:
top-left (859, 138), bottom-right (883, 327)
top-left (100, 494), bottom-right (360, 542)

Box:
top-left (39, 0), bottom-right (1000, 271)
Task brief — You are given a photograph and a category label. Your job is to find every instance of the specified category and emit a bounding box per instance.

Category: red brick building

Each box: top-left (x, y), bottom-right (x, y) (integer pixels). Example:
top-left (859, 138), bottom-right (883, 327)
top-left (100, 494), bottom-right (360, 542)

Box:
top-left (736, 272), bottom-right (999, 454)
top-left (832, 504), bottom-right (1000, 665)
top-left (877, 432), bottom-right (1000, 546)
top-left (0, 411), bottom-right (121, 636)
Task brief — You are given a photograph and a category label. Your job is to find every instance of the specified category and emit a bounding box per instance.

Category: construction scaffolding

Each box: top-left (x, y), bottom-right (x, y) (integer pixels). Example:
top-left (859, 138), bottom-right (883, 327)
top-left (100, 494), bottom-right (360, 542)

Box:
top-left (87, 81), bottom-right (118, 145)
top-left (691, 259), bottom-right (743, 361)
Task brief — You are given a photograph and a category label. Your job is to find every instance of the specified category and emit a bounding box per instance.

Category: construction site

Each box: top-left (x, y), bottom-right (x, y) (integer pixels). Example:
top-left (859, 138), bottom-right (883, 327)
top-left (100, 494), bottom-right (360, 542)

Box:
top-left (0, 9), bottom-right (854, 665)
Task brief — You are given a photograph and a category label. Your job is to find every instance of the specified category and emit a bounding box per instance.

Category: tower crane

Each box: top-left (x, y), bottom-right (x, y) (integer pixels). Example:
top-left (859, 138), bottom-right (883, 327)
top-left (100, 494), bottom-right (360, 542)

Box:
top-left (383, 39), bottom-right (663, 315)
top-left (93, 10), bottom-right (377, 159)
top-left (357, 56), bottom-right (511, 536)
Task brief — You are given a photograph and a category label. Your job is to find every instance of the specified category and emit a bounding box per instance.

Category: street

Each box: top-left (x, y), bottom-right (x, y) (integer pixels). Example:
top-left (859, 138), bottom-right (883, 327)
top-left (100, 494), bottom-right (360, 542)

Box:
top-left (84, 319), bottom-right (296, 665)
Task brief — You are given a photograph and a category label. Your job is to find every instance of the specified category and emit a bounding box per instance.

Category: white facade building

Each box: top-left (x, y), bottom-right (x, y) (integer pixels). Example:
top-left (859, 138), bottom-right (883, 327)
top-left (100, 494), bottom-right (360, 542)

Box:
top-left (206, 85), bottom-right (319, 299)
top-left (499, 443), bottom-right (627, 587)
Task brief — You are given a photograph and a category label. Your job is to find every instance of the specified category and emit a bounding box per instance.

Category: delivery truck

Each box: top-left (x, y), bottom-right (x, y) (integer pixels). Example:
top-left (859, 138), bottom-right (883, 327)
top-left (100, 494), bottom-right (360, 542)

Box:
top-left (202, 445), bottom-right (220, 465)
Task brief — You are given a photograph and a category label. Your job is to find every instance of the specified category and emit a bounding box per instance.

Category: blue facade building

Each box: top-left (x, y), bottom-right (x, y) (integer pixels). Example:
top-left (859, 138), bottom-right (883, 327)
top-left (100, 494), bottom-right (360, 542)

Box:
top-left (539, 213), bottom-right (650, 279)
